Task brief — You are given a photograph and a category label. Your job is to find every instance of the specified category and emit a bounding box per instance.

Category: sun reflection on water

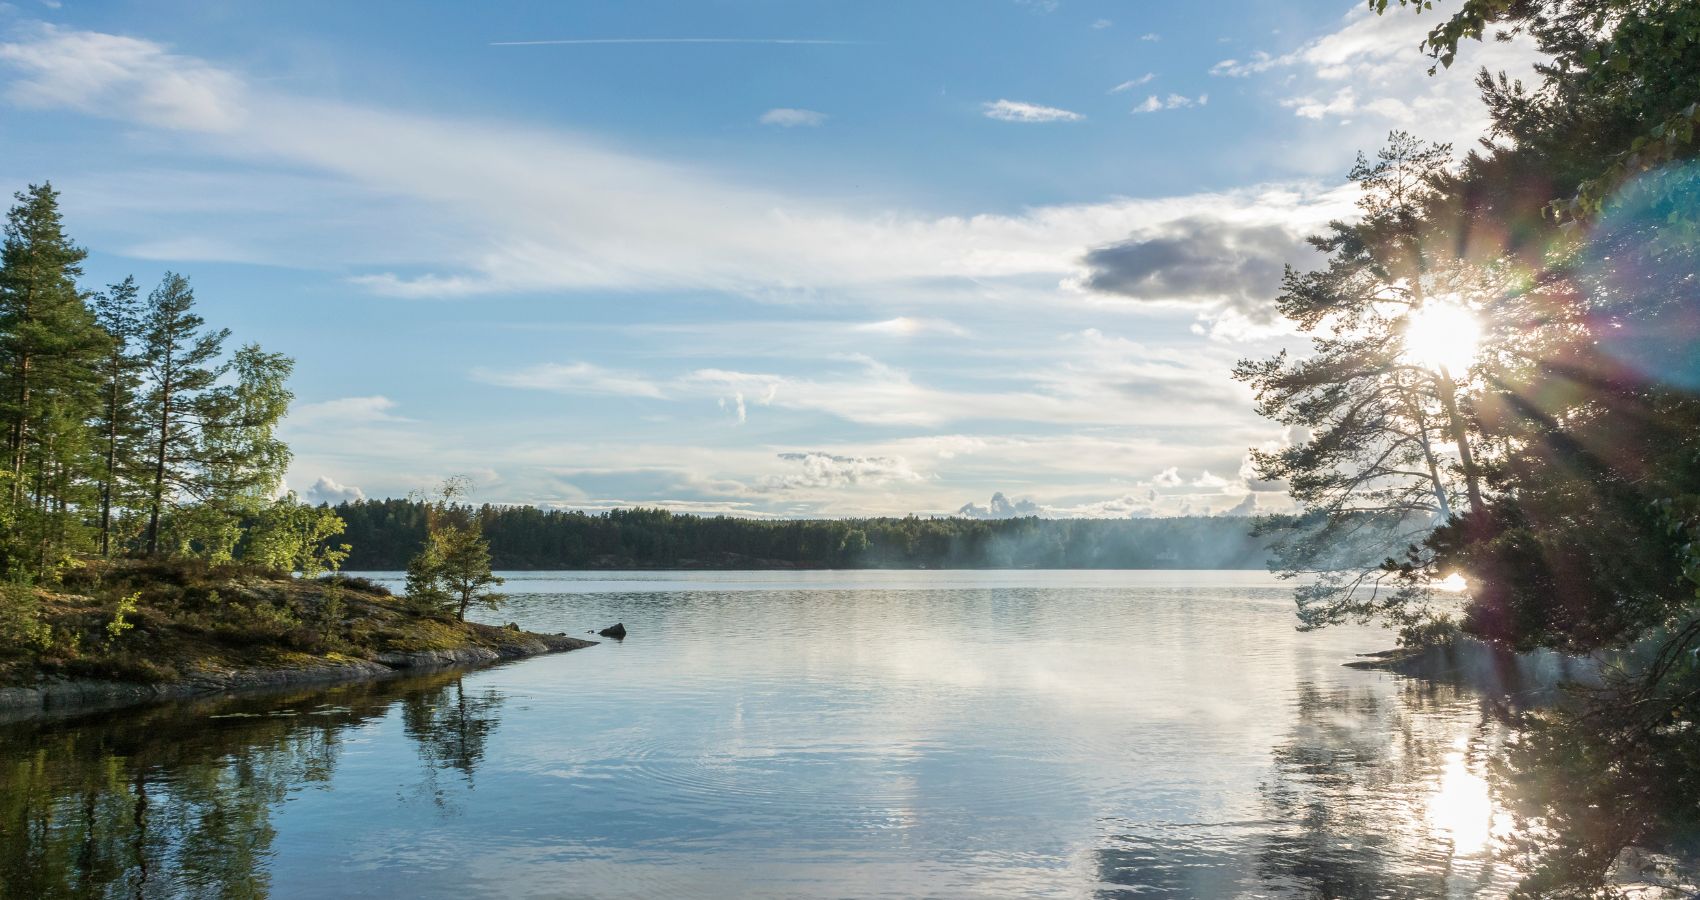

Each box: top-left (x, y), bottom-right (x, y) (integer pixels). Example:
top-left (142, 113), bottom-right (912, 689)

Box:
top-left (1427, 740), bottom-right (1508, 860)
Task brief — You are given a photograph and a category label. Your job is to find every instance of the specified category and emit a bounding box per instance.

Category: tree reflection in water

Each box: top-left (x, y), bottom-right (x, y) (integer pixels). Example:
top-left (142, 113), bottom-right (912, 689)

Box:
top-left (400, 678), bottom-right (505, 810)
top-left (1, 662), bottom-right (1693, 897)
top-left (1090, 678), bottom-right (1521, 899)
top-left (1095, 667), bottom-right (1700, 899)
top-left (0, 671), bottom-right (491, 899)
top-left (1254, 680), bottom-right (1521, 898)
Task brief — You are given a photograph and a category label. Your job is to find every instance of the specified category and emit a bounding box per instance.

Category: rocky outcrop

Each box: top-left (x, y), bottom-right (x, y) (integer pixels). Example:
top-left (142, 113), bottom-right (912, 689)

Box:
top-left (0, 632), bottom-right (596, 721)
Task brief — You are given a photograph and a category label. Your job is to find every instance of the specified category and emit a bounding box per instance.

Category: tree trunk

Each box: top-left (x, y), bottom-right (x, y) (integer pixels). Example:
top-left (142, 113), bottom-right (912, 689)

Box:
top-left (1436, 365), bottom-right (1486, 519)
top-left (101, 367), bottom-right (120, 556)
top-left (9, 352), bottom-right (28, 507)
top-left (145, 359), bottom-right (173, 558)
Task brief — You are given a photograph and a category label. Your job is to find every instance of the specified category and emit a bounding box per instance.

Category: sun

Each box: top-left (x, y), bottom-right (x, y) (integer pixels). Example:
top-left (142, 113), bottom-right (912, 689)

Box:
top-left (1401, 301), bottom-right (1482, 374)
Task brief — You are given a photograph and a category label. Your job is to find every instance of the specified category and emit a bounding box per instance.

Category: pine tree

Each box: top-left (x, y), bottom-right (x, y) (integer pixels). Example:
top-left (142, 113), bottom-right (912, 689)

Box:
top-left (0, 183), bottom-right (109, 574)
top-left (91, 277), bottom-right (147, 556)
top-left (137, 273), bottom-right (229, 557)
top-left (404, 479), bottom-right (505, 622)
top-left (1234, 134), bottom-right (1495, 635)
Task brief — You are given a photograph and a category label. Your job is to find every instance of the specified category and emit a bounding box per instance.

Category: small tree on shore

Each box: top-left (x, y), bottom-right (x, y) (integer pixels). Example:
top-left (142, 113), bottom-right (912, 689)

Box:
top-left (404, 478), bottom-right (504, 622)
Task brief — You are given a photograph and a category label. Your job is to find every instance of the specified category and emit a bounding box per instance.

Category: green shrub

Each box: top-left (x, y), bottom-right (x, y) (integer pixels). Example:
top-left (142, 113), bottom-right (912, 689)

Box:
top-left (0, 585), bottom-right (51, 654)
top-left (105, 592), bottom-right (140, 645)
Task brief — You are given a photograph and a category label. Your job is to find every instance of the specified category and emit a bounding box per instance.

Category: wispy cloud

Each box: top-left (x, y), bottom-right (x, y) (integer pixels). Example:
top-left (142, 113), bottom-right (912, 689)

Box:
top-left (489, 38), bottom-right (863, 47)
top-left (474, 332), bottom-right (1256, 430)
top-left (982, 98), bottom-right (1083, 123)
top-left (0, 24), bottom-right (245, 131)
top-left (759, 107), bottom-right (826, 127)
top-left (1208, 5), bottom-right (1544, 148)
top-left (289, 395), bottom-right (411, 426)
top-left (1091, 19), bottom-right (1113, 30)
top-left (1110, 73), bottom-right (1156, 93)
top-left (0, 24), bottom-right (1343, 318)
top-left (1140, 33), bottom-right (1161, 42)
top-left (1132, 93), bottom-right (1207, 114)
top-left (851, 317), bottom-right (968, 337)
top-left (762, 452), bottom-right (924, 491)
top-left (469, 362), bottom-right (667, 398)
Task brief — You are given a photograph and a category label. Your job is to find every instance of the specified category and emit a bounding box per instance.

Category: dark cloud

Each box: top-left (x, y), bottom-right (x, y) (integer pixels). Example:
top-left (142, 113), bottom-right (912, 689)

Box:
top-left (1079, 216), bottom-right (1313, 318)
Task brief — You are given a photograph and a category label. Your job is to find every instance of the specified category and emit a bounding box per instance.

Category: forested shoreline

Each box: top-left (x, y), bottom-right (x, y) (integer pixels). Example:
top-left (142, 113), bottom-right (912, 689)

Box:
top-left (332, 500), bottom-right (1275, 570)
top-left (0, 186), bottom-right (555, 695)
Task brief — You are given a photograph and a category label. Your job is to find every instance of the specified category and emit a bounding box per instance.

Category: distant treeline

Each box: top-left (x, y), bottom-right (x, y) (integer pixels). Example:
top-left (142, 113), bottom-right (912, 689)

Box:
top-left (330, 499), bottom-right (1273, 570)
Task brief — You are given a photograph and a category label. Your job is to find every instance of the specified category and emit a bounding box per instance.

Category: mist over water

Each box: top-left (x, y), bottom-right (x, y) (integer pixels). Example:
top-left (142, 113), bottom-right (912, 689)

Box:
top-left (0, 571), bottom-right (1530, 897)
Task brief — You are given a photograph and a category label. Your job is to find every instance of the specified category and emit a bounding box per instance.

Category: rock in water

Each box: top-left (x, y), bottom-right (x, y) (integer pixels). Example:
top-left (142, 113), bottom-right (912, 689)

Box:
top-left (598, 623), bottom-right (627, 639)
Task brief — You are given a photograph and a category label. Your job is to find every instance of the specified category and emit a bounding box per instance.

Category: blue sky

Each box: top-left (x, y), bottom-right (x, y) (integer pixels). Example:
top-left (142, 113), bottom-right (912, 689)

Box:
top-left (0, 0), bottom-right (1537, 517)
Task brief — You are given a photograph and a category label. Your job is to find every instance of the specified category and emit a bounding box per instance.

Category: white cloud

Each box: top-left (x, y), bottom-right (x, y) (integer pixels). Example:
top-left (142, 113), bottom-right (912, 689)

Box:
top-left (1140, 33), bottom-right (1161, 42)
top-left (1132, 93), bottom-right (1207, 114)
top-left (1110, 73), bottom-right (1155, 93)
top-left (1191, 470), bottom-right (1233, 490)
top-left (0, 24), bottom-right (245, 130)
top-left (1045, 492), bottom-right (1158, 518)
top-left (982, 99), bottom-right (1084, 123)
top-left (1209, 3), bottom-right (1543, 148)
top-left (1284, 87), bottom-right (1358, 120)
top-left (289, 395), bottom-right (409, 426)
top-left (1218, 493), bottom-right (1259, 517)
top-left (759, 107), bottom-right (826, 127)
top-left (1091, 19), bottom-right (1113, 30)
top-left (762, 452), bottom-right (925, 491)
top-left (958, 491), bottom-right (1042, 519)
top-left (304, 475), bottom-right (364, 505)
top-left (476, 334), bottom-right (1256, 430)
top-left (851, 316), bottom-right (968, 337)
top-left (0, 25), bottom-right (1364, 307)
top-left (718, 392), bottom-right (748, 424)
top-left (469, 362), bottom-right (667, 398)
top-left (490, 38), bottom-right (861, 47)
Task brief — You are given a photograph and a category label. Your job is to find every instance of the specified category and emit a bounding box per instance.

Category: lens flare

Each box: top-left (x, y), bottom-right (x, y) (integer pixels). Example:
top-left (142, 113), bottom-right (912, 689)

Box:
top-left (1434, 572), bottom-right (1468, 593)
top-left (1402, 302), bottom-right (1481, 374)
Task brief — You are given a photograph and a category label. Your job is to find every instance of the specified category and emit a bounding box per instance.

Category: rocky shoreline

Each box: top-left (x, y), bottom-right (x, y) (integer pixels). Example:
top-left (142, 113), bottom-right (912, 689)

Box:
top-left (0, 630), bottom-right (594, 722)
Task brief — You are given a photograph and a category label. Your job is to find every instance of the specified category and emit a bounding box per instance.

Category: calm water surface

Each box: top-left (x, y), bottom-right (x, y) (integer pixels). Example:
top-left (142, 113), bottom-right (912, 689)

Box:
top-left (1, 571), bottom-right (1533, 898)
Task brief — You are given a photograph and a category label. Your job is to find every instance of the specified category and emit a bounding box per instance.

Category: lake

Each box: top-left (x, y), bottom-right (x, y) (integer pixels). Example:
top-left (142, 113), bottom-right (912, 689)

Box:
top-left (0, 570), bottom-right (1533, 898)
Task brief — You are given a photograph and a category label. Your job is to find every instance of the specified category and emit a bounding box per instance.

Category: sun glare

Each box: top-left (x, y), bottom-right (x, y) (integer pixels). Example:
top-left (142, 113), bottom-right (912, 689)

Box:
top-left (1401, 302), bottom-right (1482, 374)
top-left (1434, 572), bottom-right (1468, 593)
top-left (1429, 748), bottom-right (1497, 857)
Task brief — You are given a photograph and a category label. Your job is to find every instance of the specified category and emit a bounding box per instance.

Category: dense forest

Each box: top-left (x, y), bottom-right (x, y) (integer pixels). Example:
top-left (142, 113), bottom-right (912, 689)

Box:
top-left (332, 499), bottom-right (1275, 570)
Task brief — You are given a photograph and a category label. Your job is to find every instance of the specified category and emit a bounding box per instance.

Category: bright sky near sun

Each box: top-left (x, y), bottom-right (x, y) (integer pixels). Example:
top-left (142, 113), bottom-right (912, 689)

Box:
top-left (0, 0), bottom-right (1539, 519)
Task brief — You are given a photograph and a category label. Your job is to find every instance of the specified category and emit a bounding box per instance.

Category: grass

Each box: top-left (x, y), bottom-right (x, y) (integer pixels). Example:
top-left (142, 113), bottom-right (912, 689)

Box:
top-left (0, 558), bottom-right (537, 688)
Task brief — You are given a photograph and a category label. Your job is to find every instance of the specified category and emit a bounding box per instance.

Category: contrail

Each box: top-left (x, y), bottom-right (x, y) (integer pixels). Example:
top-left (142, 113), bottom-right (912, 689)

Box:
top-left (490, 38), bottom-right (863, 46)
